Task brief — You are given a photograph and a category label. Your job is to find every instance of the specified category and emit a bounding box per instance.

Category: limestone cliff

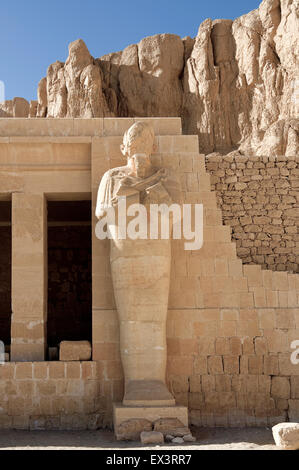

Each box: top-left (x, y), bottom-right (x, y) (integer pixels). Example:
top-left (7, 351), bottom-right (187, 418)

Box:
top-left (1, 0), bottom-right (298, 156)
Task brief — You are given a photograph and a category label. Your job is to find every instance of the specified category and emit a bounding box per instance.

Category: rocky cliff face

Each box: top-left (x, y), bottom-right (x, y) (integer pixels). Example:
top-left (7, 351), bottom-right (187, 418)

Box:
top-left (1, 0), bottom-right (298, 156)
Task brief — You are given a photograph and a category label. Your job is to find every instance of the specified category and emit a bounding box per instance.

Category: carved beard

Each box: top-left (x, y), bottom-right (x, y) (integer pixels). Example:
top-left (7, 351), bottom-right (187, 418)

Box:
top-left (135, 167), bottom-right (147, 179)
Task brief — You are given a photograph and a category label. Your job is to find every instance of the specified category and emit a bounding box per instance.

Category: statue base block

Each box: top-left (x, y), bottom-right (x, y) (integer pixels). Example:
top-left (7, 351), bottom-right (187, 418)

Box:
top-left (113, 403), bottom-right (188, 440)
top-left (123, 380), bottom-right (176, 407)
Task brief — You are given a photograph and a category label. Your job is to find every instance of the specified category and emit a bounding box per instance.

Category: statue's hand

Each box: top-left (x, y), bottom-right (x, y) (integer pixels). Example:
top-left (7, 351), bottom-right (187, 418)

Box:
top-left (121, 176), bottom-right (134, 186)
top-left (158, 168), bottom-right (168, 181)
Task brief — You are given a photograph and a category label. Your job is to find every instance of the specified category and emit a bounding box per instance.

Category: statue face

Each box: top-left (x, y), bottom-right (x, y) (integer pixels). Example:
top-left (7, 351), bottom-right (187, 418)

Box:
top-left (131, 154), bottom-right (152, 178)
top-left (120, 122), bottom-right (155, 161)
top-left (124, 139), bottom-right (153, 160)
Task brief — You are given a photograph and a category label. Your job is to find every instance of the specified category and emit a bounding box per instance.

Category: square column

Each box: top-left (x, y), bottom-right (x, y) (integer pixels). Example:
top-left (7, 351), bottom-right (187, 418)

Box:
top-left (10, 193), bottom-right (47, 361)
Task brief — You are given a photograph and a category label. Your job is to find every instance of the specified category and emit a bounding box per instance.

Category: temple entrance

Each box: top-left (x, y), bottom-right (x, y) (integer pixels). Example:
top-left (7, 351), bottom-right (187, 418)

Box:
top-left (47, 200), bottom-right (92, 357)
top-left (0, 201), bottom-right (12, 351)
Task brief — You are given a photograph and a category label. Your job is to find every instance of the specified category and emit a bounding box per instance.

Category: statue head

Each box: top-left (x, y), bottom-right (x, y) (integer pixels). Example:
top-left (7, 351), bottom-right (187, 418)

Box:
top-left (120, 121), bottom-right (155, 160)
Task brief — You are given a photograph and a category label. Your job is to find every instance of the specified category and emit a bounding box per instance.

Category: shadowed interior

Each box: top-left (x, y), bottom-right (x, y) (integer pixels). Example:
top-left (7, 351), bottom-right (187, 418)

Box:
top-left (0, 201), bottom-right (11, 347)
top-left (47, 201), bottom-right (92, 349)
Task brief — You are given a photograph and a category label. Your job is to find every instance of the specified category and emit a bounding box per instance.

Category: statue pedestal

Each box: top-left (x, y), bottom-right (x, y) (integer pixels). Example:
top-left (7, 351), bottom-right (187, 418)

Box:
top-left (113, 403), bottom-right (189, 440)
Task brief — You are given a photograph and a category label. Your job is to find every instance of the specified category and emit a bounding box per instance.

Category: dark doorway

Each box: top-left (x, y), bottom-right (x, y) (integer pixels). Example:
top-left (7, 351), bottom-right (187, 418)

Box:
top-left (0, 201), bottom-right (11, 347)
top-left (47, 201), bottom-right (92, 350)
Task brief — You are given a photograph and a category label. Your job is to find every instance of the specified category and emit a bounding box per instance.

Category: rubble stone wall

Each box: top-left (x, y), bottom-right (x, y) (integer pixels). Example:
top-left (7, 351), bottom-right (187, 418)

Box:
top-left (206, 154), bottom-right (299, 273)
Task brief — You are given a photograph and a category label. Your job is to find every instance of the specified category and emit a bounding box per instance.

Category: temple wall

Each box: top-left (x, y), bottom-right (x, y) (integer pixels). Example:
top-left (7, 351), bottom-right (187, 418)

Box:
top-left (0, 361), bottom-right (109, 430)
top-left (0, 118), bottom-right (298, 429)
top-left (167, 307), bottom-right (299, 427)
top-left (91, 134), bottom-right (299, 428)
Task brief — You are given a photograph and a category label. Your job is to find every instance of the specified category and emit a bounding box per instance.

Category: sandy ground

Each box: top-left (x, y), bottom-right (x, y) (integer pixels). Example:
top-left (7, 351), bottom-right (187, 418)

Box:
top-left (0, 426), bottom-right (278, 450)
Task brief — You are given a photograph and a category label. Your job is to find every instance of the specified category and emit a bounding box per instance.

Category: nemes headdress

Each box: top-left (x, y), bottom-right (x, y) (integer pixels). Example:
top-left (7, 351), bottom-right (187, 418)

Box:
top-left (122, 121), bottom-right (155, 155)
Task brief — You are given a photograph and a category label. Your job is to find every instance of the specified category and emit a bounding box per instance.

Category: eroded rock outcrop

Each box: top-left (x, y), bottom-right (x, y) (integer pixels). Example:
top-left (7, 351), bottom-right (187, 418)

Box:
top-left (94, 33), bottom-right (185, 118)
top-left (45, 40), bottom-right (111, 118)
top-left (37, 77), bottom-right (47, 117)
top-left (1, 0), bottom-right (298, 156)
top-left (0, 97), bottom-right (30, 118)
top-left (182, 0), bottom-right (298, 155)
top-left (0, 100), bottom-right (13, 117)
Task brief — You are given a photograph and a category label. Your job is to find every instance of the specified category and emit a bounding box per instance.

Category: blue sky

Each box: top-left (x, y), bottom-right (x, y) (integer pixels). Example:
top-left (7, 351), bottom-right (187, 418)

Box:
top-left (0, 0), bottom-right (262, 101)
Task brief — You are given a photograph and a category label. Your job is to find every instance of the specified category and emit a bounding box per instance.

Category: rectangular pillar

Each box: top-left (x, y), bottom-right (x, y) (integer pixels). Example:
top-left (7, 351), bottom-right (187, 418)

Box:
top-left (10, 193), bottom-right (47, 361)
top-left (91, 137), bottom-right (118, 362)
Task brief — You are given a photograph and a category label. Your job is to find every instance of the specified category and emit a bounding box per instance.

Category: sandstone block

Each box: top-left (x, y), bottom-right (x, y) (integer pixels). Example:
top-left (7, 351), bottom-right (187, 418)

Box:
top-left (49, 362), bottom-right (65, 379)
top-left (153, 417), bottom-right (184, 433)
top-left (224, 356), bottom-right (240, 375)
top-left (113, 404), bottom-right (188, 433)
top-left (33, 363), bottom-right (48, 379)
top-left (154, 418), bottom-right (190, 437)
top-left (172, 437), bottom-right (184, 444)
top-left (140, 431), bottom-right (164, 445)
top-left (271, 377), bottom-right (290, 399)
top-left (0, 364), bottom-right (14, 379)
top-left (116, 418), bottom-right (152, 441)
top-left (208, 356), bottom-right (224, 375)
top-left (59, 341), bottom-right (91, 361)
top-left (15, 363), bottom-right (32, 379)
top-left (272, 423), bottom-right (299, 450)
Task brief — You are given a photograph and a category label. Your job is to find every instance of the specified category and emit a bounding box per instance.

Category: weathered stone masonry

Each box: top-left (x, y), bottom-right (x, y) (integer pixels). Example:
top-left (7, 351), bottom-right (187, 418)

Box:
top-left (206, 154), bottom-right (299, 273)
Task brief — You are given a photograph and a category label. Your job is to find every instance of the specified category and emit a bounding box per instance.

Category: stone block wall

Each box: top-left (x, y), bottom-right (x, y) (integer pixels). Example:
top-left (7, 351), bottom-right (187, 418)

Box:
top-left (0, 362), bottom-right (111, 430)
top-left (166, 282), bottom-right (299, 427)
top-left (206, 154), bottom-right (299, 273)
